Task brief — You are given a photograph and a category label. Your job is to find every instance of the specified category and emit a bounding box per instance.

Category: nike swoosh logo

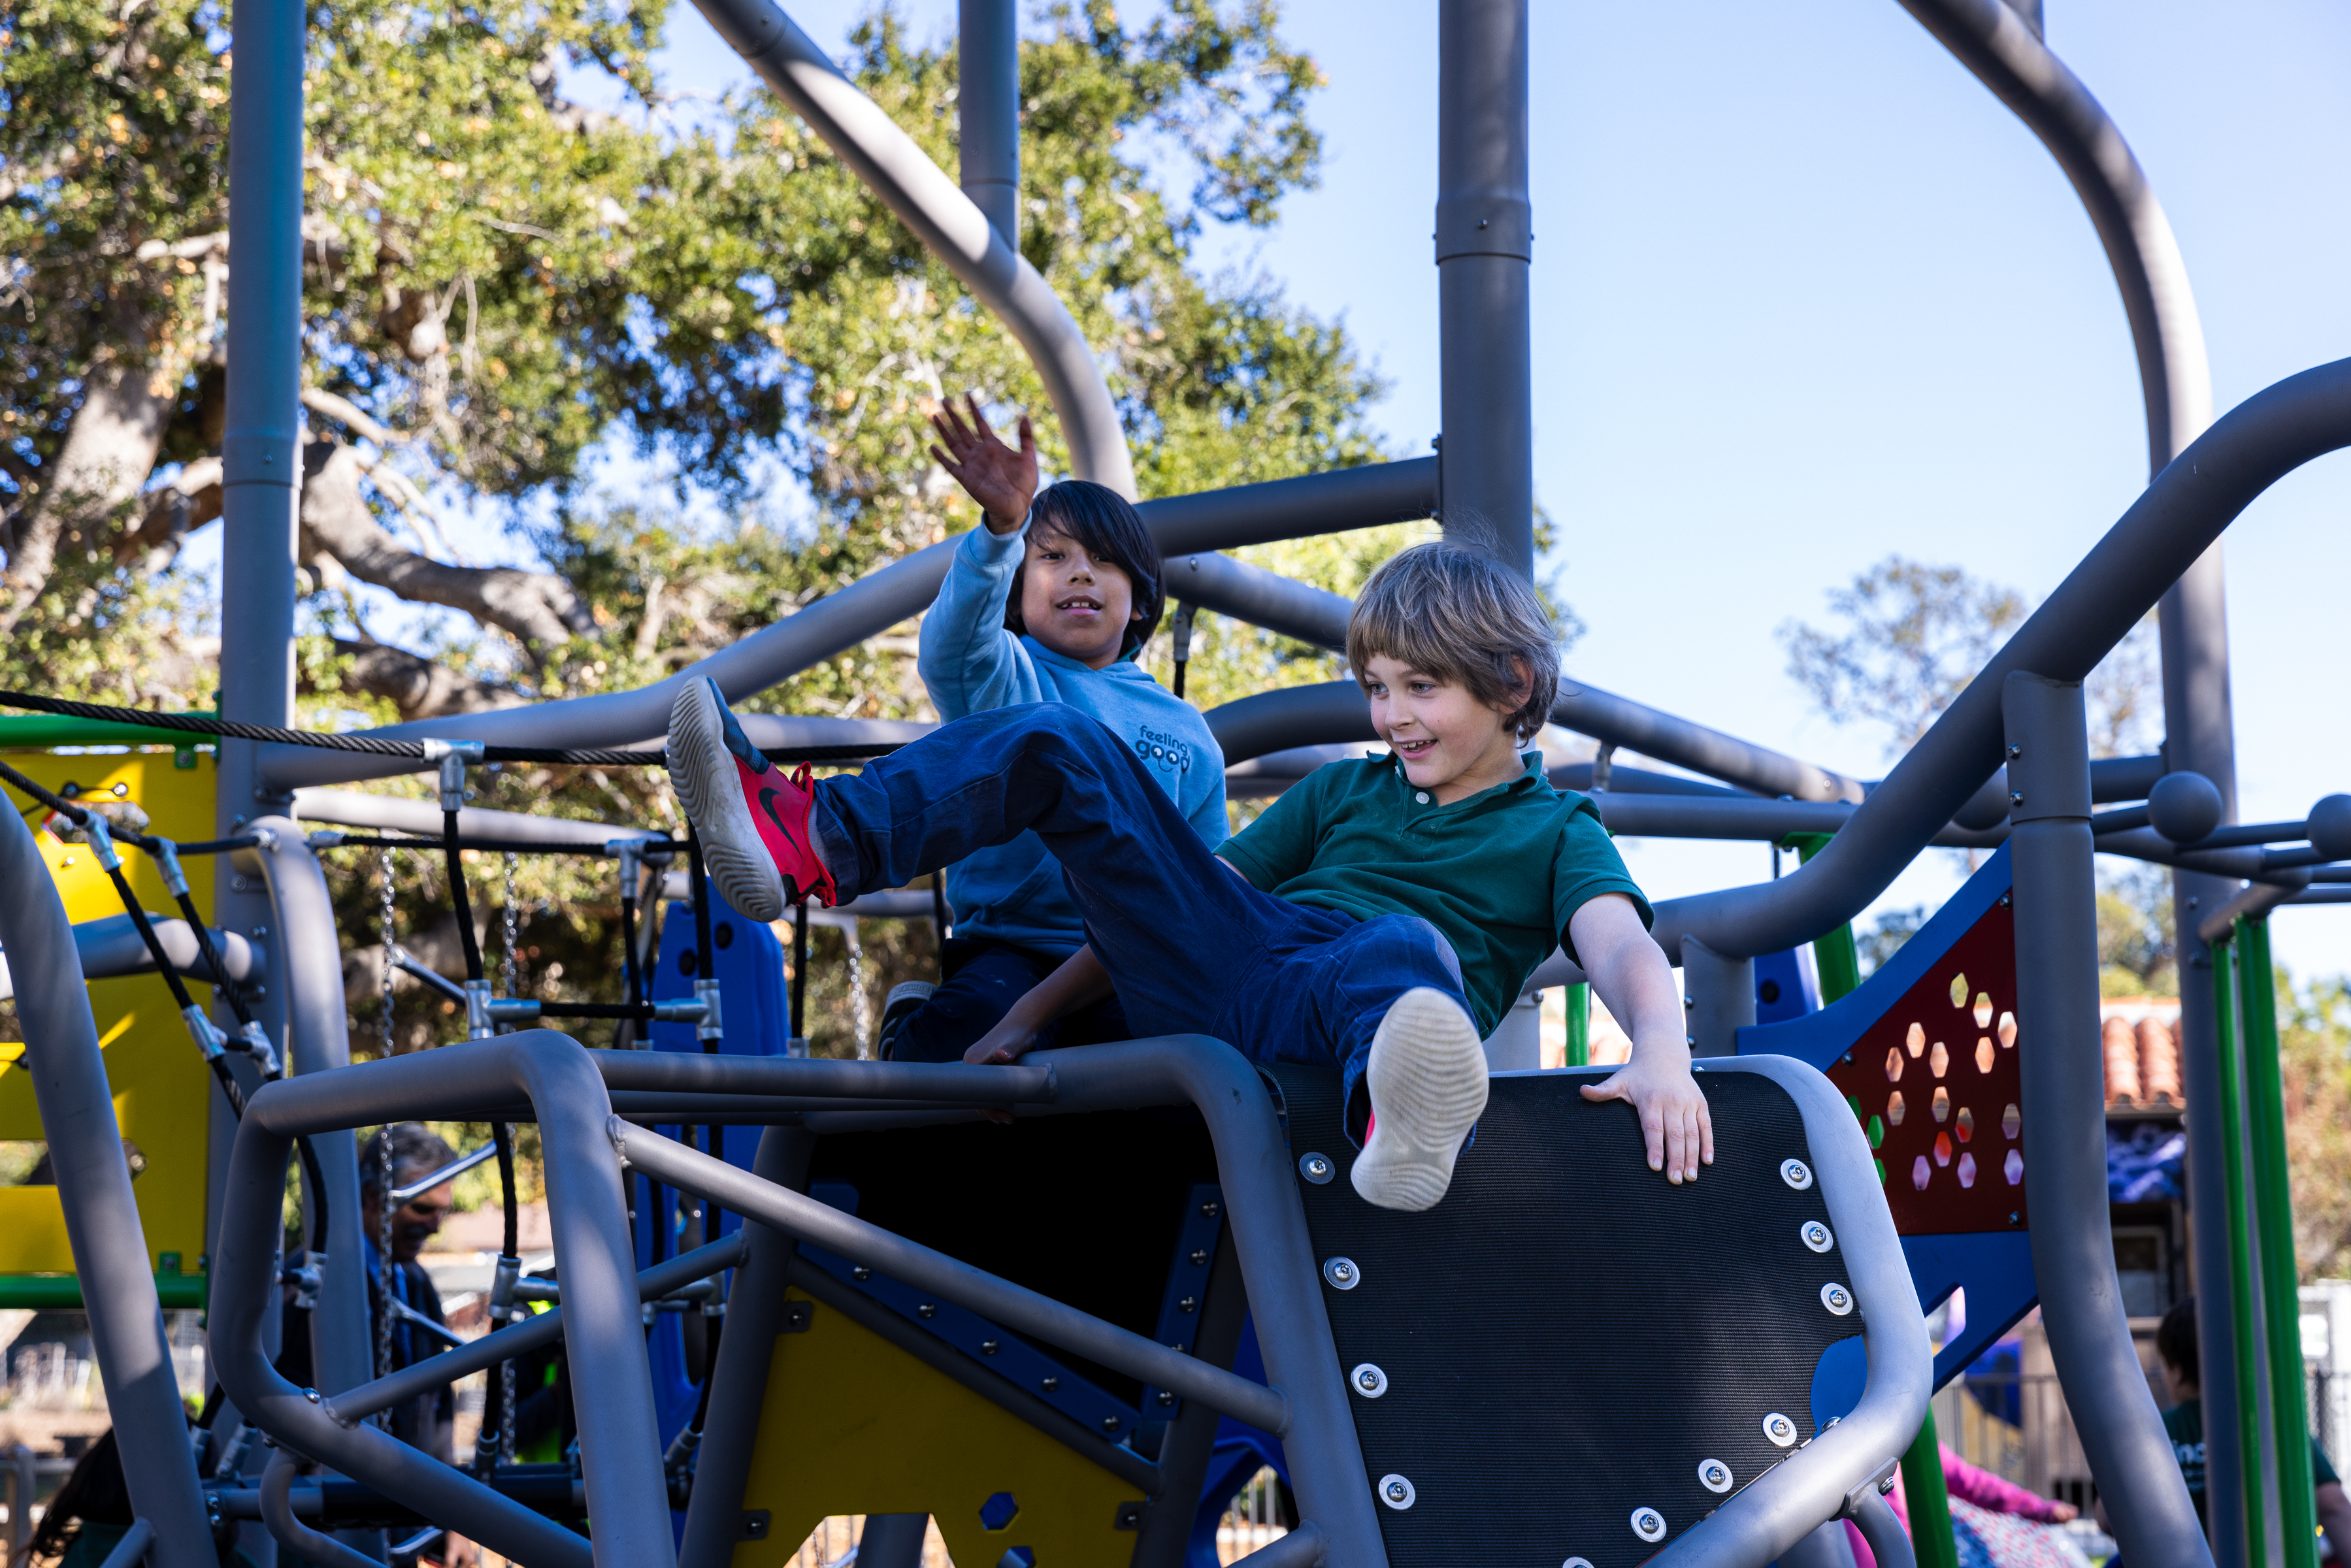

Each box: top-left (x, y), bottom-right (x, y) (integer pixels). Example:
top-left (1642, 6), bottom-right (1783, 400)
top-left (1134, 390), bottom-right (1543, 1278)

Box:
top-left (755, 786), bottom-right (800, 851)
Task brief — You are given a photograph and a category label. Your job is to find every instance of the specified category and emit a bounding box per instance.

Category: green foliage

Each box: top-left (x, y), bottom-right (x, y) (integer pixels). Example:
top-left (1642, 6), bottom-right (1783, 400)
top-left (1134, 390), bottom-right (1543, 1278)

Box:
top-left (2097, 862), bottom-right (2177, 998)
top-left (2279, 971), bottom-right (2351, 1281)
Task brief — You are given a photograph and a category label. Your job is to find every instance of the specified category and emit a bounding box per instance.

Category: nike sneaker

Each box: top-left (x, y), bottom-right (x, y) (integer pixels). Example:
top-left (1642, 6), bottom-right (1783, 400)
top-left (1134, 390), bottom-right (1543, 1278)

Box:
top-left (666, 678), bottom-right (838, 919)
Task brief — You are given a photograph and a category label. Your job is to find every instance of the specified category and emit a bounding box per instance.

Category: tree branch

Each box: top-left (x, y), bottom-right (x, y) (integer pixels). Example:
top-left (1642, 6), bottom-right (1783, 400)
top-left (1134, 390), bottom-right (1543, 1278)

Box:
top-left (320, 636), bottom-right (528, 721)
top-left (297, 439), bottom-right (593, 655)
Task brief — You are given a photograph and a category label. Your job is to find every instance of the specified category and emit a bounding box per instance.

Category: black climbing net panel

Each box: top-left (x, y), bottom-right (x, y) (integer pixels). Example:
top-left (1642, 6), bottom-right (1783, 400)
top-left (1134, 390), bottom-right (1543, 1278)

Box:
top-left (1268, 1064), bottom-right (1859, 1568)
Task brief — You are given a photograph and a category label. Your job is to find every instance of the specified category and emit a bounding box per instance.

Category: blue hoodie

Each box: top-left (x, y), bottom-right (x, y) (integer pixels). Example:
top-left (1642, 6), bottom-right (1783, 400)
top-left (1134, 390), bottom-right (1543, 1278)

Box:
top-left (918, 520), bottom-right (1227, 956)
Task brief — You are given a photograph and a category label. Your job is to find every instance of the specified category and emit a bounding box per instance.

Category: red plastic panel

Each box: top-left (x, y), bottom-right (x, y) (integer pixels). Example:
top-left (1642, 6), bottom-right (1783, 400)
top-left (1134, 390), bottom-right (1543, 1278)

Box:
top-left (1824, 896), bottom-right (2028, 1235)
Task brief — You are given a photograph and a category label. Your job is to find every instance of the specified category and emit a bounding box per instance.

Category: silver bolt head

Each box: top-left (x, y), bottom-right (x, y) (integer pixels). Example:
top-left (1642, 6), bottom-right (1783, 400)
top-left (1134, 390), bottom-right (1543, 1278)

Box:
top-left (1377, 1474), bottom-right (1415, 1510)
top-left (1322, 1256), bottom-right (1359, 1290)
top-left (1698, 1458), bottom-right (1732, 1494)
top-left (1779, 1158), bottom-right (1814, 1190)
top-left (1821, 1281), bottom-right (1854, 1316)
top-left (1763, 1412), bottom-right (1798, 1446)
top-left (1631, 1507), bottom-right (1666, 1543)
top-left (1298, 1152), bottom-right (1334, 1184)
top-left (1351, 1362), bottom-right (1389, 1399)
top-left (1801, 1221), bottom-right (1834, 1254)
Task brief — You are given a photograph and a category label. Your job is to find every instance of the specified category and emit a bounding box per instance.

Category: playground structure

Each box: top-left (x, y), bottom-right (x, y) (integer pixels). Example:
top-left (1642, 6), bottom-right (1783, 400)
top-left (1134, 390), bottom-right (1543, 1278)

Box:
top-left (3, 0), bottom-right (2351, 1564)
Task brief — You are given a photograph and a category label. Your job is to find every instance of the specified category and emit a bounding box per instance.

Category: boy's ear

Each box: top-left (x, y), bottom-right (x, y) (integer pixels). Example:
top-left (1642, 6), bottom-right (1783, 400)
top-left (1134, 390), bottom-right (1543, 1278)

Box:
top-left (1494, 655), bottom-right (1532, 713)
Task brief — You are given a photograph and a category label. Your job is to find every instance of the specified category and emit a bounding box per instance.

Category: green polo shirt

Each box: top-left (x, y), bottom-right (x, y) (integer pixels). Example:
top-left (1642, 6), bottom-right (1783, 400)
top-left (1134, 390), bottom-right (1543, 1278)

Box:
top-left (1216, 750), bottom-right (1651, 1035)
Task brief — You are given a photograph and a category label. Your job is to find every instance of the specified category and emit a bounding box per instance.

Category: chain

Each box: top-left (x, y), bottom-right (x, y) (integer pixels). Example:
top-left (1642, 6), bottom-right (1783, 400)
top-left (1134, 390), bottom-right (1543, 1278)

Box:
top-left (501, 852), bottom-right (521, 1008)
top-left (374, 849), bottom-right (397, 1418)
top-left (846, 923), bottom-right (870, 1060)
top-left (499, 1354), bottom-right (516, 1463)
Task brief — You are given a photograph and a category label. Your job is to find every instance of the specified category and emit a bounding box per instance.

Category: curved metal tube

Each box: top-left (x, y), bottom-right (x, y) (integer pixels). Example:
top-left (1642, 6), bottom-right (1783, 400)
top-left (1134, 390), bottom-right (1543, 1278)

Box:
top-left (212, 1035), bottom-right (663, 1567)
top-left (254, 462), bottom-right (1434, 793)
top-left (240, 819), bottom-right (372, 1409)
top-left (0, 811), bottom-right (216, 1568)
top-left (1167, 551), bottom-right (1349, 650)
top-left (687, 0), bottom-right (1130, 498)
top-left (1650, 355), bottom-right (2351, 963)
top-left (91, 1517), bottom-right (157, 1568)
top-left (2, 913), bottom-right (260, 991)
top-left (1894, 0), bottom-right (2209, 471)
top-left (1847, 1492), bottom-right (1917, 1568)
top-left (259, 1449), bottom-right (379, 1568)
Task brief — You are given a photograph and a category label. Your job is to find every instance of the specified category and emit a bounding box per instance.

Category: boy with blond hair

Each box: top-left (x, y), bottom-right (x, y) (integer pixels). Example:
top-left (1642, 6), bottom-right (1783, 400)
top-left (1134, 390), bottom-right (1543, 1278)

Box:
top-left (670, 541), bottom-right (1709, 1209)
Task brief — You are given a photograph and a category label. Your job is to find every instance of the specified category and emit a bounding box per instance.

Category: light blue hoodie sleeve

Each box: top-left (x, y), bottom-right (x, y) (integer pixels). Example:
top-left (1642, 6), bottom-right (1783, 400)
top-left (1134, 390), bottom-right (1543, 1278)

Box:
top-left (918, 523), bottom-right (1040, 720)
top-left (1187, 753), bottom-right (1229, 852)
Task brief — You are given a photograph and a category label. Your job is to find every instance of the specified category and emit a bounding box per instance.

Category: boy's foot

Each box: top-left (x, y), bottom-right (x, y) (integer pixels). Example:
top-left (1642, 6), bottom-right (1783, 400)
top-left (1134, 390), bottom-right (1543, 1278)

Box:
top-left (666, 678), bottom-right (839, 921)
top-left (1351, 988), bottom-right (1489, 1213)
top-left (878, 981), bottom-right (937, 1060)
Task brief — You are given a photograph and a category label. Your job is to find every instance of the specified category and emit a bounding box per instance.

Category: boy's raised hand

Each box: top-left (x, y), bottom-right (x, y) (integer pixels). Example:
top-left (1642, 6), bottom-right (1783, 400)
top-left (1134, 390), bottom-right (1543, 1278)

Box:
top-left (929, 393), bottom-right (1037, 535)
top-left (1582, 1054), bottom-right (1715, 1185)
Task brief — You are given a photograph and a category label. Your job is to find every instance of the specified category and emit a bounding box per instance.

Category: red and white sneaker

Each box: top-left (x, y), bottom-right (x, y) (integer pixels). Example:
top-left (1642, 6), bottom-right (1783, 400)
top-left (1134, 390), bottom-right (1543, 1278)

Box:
top-left (1351, 988), bottom-right (1489, 1212)
top-left (666, 679), bottom-right (839, 920)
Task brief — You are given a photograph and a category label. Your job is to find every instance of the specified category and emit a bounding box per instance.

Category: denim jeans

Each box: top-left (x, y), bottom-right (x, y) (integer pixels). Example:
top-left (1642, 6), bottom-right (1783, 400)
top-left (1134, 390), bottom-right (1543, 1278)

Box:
top-left (882, 937), bottom-right (1134, 1064)
top-left (814, 703), bottom-right (1468, 1119)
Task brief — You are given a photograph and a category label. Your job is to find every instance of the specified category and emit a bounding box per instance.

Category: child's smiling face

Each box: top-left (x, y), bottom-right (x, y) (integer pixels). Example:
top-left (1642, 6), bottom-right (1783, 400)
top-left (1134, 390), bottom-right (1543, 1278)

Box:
top-left (1358, 653), bottom-right (1530, 804)
top-left (1020, 525), bottom-right (1140, 670)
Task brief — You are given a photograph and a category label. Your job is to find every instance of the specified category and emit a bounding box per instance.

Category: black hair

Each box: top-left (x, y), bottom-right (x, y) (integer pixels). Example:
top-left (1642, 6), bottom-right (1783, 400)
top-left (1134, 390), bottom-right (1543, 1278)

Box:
top-left (2158, 1295), bottom-right (2199, 1386)
top-left (358, 1121), bottom-right (458, 1201)
top-left (1002, 479), bottom-right (1164, 659)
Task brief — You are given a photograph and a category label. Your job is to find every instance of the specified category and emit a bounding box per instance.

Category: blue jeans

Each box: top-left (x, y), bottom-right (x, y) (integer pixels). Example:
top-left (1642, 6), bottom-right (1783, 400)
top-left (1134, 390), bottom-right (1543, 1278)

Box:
top-left (883, 938), bottom-right (1133, 1064)
top-left (814, 704), bottom-right (1468, 1121)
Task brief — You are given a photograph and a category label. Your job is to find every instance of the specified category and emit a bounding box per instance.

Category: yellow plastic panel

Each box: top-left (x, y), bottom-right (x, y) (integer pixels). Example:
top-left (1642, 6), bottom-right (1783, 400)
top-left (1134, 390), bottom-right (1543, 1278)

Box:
top-left (734, 1288), bottom-right (1147, 1567)
top-left (0, 751), bottom-right (216, 1271)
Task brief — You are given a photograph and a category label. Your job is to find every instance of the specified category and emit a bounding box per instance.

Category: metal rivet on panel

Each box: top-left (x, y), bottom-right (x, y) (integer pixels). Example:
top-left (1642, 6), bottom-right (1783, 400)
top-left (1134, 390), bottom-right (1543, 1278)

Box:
top-left (1299, 1152), bottom-right (1335, 1184)
top-left (1378, 1475), bottom-right (1415, 1511)
top-left (981, 1339), bottom-right (998, 1355)
top-left (1564, 1560), bottom-right (1596, 1568)
top-left (917, 1303), bottom-right (936, 1318)
top-left (1040, 1376), bottom-right (1059, 1392)
top-left (1763, 1412), bottom-right (1798, 1446)
top-left (1351, 1363), bottom-right (1389, 1399)
top-left (1697, 1459), bottom-right (1732, 1495)
top-left (851, 1267), bottom-right (873, 1282)
top-left (1630, 1508), bottom-right (1666, 1543)
top-left (1102, 1415), bottom-right (1121, 1433)
top-left (1779, 1158), bottom-right (1814, 1190)
top-left (1801, 1221), bottom-right (1834, 1254)
top-left (1190, 1249), bottom-right (1209, 1266)
top-left (1322, 1256), bottom-right (1360, 1290)
top-left (1821, 1282), bottom-right (1854, 1316)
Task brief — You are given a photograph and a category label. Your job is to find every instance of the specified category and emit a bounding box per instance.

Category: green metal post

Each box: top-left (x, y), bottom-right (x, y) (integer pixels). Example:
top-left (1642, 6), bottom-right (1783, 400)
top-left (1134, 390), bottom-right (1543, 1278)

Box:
top-left (1563, 982), bottom-right (1590, 1067)
top-left (1786, 833), bottom-right (1954, 1568)
top-left (1902, 1406), bottom-right (1958, 1568)
top-left (2242, 917), bottom-right (2320, 1568)
top-left (2213, 927), bottom-right (2271, 1568)
top-left (1787, 834), bottom-right (1862, 1002)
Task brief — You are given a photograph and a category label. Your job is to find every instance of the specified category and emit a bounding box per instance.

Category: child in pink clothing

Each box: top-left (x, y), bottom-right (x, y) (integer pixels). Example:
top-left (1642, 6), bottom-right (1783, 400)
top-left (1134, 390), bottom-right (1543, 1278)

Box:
top-left (1845, 1444), bottom-right (2077, 1568)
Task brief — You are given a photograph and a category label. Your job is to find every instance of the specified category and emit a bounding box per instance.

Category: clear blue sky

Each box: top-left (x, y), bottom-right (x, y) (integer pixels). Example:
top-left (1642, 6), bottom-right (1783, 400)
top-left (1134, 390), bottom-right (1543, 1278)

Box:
top-left (469, 0), bottom-right (2351, 978)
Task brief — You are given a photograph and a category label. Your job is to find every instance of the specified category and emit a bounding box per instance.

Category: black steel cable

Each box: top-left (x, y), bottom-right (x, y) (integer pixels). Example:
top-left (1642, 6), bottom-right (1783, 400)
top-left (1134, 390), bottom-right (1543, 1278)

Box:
top-left (0, 763), bottom-right (335, 1251)
top-left (0, 691), bottom-right (906, 766)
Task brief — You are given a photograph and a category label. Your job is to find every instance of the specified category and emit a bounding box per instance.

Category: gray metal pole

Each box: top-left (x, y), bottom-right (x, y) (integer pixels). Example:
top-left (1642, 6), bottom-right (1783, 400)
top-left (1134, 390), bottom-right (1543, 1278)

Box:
top-left (678, 1127), bottom-right (813, 1568)
top-left (856, 1515), bottom-right (931, 1568)
top-left (214, 0), bottom-right (305, 1354)
top-left (957, 0), bottom-right (1019, 245)
top-left (1680, 936), bottom-right (1754, 1058)
top-left (2003, 672), bottom-right (2209, 1567)
top-left (0, 809), bottom-right (216, 1567)
top-left (1435, 0), bottom-right (1533, 577)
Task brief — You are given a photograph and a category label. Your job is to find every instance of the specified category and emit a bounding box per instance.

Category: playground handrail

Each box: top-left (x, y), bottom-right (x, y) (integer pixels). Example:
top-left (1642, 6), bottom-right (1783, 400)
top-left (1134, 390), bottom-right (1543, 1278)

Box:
top-left (1647, 354), bottom-right (2351, 967)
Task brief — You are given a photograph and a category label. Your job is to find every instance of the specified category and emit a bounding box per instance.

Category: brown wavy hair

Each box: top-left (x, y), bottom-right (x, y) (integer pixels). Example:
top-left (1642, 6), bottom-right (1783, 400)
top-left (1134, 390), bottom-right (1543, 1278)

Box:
top-left (1345, 542), bottom-right (1560, 742)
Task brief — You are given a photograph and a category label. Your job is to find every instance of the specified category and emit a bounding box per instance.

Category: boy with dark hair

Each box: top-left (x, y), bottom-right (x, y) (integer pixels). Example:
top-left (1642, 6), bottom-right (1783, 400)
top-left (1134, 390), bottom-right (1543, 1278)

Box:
top-left (2146, 1296), bottom-right (2351, 1552)
top-left (866, 396), bottom-right (1225, 1063)
top-left (672, 541), bottom-right (1709, 1210)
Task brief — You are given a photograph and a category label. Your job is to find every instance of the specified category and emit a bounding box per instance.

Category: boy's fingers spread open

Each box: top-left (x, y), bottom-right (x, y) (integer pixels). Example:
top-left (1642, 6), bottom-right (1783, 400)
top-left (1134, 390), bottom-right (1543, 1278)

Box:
top-left (1016, 413), bottom-right (1036, 453)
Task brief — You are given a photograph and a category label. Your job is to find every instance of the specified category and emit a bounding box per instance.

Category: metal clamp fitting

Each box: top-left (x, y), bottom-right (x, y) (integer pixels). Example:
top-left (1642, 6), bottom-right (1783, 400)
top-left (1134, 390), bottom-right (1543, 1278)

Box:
top-left (81, 812), bottom-right (122, 873)
top-left (488, 1252), bottom-right (523, 1327)
top-left (181, 1004), bottom-right (229, 1062)
top-left (465, 979), bottom-right (496, 1039)
top-left (151, 838), bottom-right (190, 898)
top-left (427, 741), bottom-right (485, 811)
top-left (485, 998), bottom-right (542, 1025)
top-left (1840, 1456), bottom-right (1901, 1518)
top-left (693, 977), bottom-right (724, 1041)
top-left (238, 1020), bottom-right (283, 1079)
